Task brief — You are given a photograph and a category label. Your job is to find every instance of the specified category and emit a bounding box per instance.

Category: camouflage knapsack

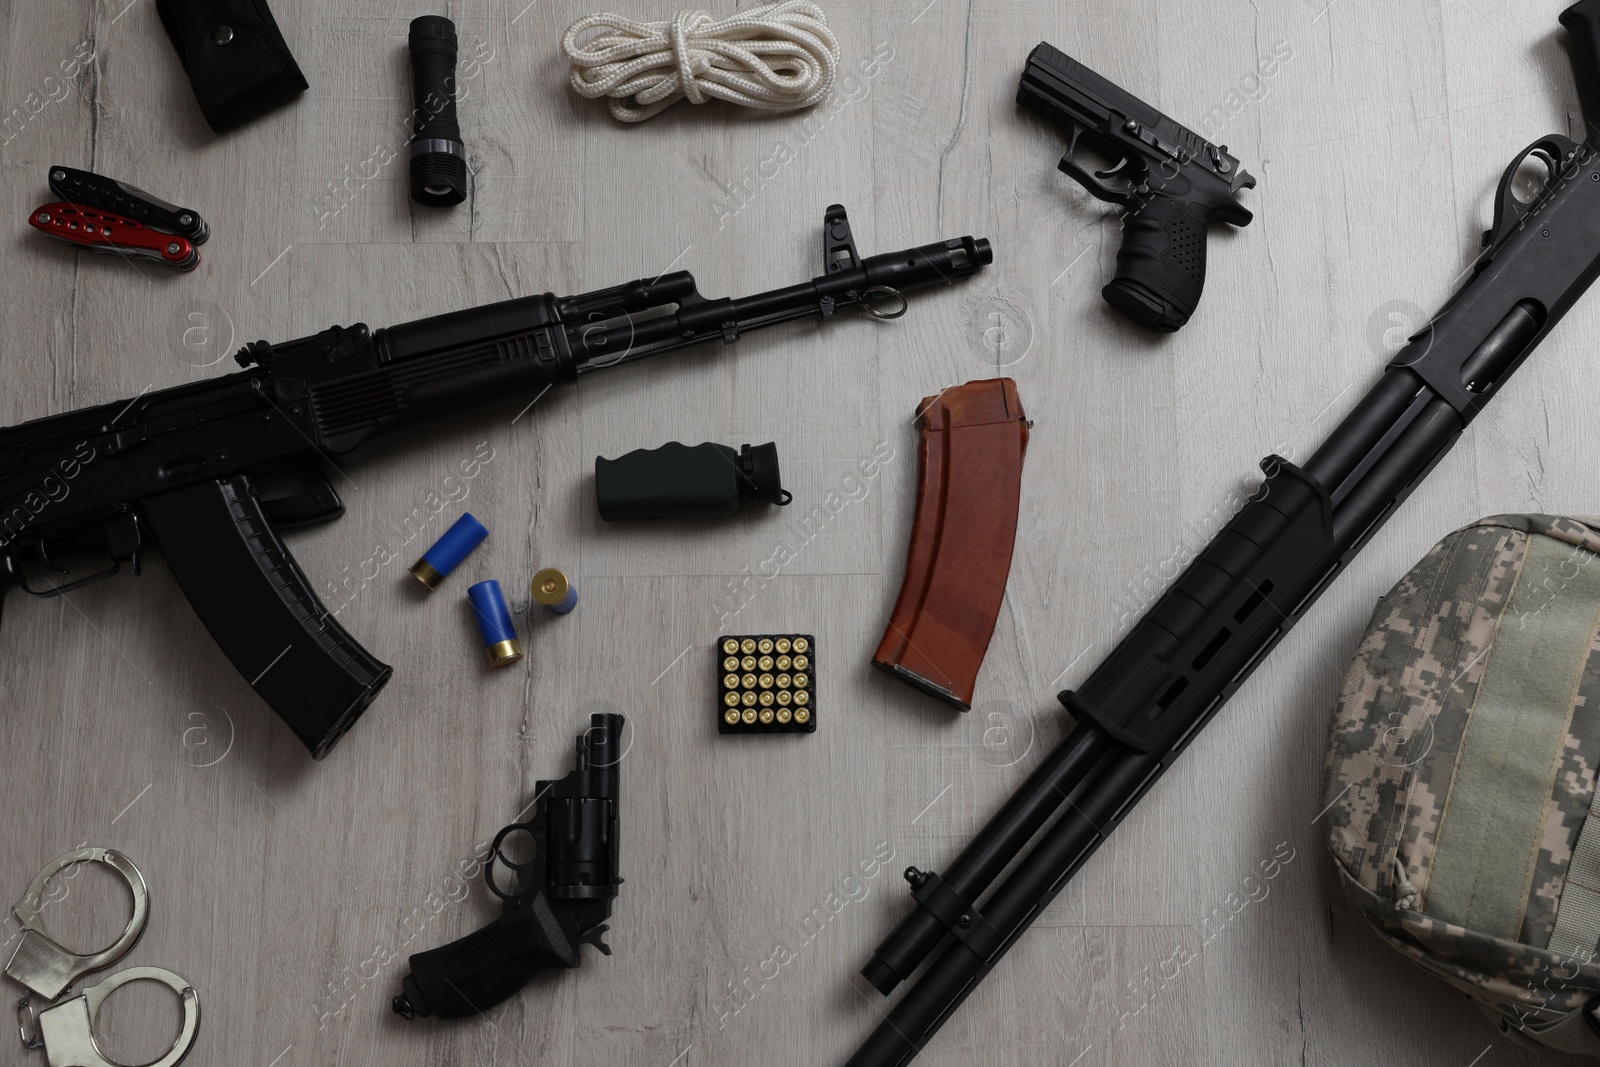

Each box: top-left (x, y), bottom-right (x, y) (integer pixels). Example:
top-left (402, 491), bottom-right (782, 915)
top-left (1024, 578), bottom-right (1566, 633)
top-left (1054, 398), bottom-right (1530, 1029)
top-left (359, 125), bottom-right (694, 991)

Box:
top-left (1324, 515), bottom-right (1600, 1052)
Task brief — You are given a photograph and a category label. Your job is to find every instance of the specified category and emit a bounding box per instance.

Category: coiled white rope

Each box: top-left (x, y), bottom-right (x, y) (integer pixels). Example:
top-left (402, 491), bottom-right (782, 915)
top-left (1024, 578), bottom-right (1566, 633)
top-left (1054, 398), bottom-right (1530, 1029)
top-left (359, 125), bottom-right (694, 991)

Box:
top-left (562, 2), bottom-right (840, 123)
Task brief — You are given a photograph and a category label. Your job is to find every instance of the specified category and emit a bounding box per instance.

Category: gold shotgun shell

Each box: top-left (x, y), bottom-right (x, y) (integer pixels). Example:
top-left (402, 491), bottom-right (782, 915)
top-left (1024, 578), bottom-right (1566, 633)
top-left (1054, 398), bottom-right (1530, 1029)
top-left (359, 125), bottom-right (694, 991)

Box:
top-left (757, 637), bottom-right (774, 654)
top-left (485, 639), bottom-right (524, 668)
top-left (723, 638), bottom-right (739, 654)
top-left (760, 708), bottom-right (774, 723)
top-left (742, 708), bottom-right (758, 724)
top-left (724, 691), bottom-right (740, 707)
top-left (758, 690), bottom-right (774, 706)
top-left (725, 709), bottom-right (740, 724)
top-left (793, 654), bottom-right (809, 671)
top-left (724, 674), bottom-right (740, 689)
top-left (723, 655), bottom-right (739, 671)
top-left (758, 655), bottom-right (774, 671)
top-left (793, 637), bottom-right (809, 653)
top-left (741, 691), bottom-right (757, 707)
top-left (776, 689), bottom-right (791, 705)
top-left (775, 637), bottom-right (791, 653)
top-left (795, 708), bottom-right (810, 724)
top-left (741, 655), bottom-right (757, 671)
top-left (793, 672), bottom-right (809, 689)
top-left (775, 673), bottom-right (791, 689)
top-left (776, 655), bottom-right (791, 671)
top-left (776, 707), bottom-right (792, 723)
top-left (759, 673), bottom-right (774, 689)
top-left (409, 558), bottom-right (445, 589)
top-left (794, 690), bottom-right (809, 706)
top-left (740, 638), bottom-right (757, 654)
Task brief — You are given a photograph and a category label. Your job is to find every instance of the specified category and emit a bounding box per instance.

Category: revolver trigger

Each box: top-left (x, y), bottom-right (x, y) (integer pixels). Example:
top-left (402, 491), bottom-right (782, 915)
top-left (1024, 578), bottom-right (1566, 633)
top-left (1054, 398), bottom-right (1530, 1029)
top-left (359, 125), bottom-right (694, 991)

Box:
top-left (581, 923), bottom-right (613, 955)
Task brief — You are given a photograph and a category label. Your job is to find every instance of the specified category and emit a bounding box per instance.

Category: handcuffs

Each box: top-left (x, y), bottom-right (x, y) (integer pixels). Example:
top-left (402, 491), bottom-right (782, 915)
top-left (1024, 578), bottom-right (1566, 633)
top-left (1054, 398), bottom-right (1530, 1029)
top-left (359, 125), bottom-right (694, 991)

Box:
top-left (5, 848), bottom-right (200, 1067)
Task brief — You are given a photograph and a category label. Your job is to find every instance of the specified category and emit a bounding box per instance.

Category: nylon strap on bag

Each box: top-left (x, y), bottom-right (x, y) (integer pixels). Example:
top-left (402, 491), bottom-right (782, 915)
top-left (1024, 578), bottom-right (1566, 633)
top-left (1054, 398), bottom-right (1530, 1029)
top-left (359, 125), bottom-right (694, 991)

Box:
top-left (1552, 750), bottom-right (1600, 959)
top-left (1426, 535), bottom-right (1600, 938)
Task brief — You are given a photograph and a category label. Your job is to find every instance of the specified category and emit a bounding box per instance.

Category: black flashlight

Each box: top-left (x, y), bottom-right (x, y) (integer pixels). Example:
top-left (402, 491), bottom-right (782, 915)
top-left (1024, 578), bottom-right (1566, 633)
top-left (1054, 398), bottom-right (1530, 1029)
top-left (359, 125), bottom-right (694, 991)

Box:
top-left (407, 15), bottom-right (467, 207)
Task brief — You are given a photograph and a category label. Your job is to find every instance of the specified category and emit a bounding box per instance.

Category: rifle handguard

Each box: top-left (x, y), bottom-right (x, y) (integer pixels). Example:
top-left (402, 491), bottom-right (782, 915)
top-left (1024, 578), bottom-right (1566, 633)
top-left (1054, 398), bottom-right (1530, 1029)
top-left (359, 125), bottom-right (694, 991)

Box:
top-left (873, 379), bottom-right (1029, 710)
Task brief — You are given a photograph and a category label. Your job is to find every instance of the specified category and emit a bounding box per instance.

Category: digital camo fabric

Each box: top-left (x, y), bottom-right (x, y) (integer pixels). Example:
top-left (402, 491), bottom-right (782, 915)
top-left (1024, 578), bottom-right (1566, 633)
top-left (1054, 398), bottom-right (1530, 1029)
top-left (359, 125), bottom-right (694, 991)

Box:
top-left (1324, 515), bottom-right (1600, 1050)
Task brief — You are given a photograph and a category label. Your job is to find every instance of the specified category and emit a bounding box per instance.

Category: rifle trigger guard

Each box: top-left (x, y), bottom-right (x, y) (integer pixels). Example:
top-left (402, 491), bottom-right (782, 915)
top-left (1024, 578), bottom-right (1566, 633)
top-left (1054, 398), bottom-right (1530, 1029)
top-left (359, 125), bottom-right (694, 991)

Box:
top-left (905, 868), bottom-right (1004, 960)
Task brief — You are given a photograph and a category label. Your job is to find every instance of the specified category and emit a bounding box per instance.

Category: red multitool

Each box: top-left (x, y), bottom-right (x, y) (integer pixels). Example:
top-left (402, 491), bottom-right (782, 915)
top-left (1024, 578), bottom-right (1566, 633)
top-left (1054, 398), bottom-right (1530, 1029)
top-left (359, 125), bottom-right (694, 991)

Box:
top-left (28, 202), bottom-right (200, 271)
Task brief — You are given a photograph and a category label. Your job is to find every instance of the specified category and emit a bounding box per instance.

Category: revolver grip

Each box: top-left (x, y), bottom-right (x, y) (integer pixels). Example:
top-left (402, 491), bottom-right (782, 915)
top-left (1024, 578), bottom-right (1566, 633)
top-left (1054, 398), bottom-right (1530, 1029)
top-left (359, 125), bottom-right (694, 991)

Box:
top-left (396, 904), bottom-right (577, 1019)
top-left (1103, 197), bottom-right (1210, 333)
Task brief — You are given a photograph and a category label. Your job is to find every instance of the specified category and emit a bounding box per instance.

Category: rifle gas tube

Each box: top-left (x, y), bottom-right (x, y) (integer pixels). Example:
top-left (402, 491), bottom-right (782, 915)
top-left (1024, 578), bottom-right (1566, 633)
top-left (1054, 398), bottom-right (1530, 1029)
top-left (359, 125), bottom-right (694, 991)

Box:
top-left (846, 5), bottom-right (1600, 1064)
top-left (393, 712), bottom-right (623, 1019)
top-left (0, 206), bottom-right (990, 758)
top-left (1018, 42), bottom-right (1256, 332)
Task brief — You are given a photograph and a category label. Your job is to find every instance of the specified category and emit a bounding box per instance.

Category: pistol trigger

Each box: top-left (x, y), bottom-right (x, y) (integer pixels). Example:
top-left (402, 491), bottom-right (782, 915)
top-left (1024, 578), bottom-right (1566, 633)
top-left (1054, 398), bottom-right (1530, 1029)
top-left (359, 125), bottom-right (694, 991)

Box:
top-left (1094, 157), bottom-right (1132, 181)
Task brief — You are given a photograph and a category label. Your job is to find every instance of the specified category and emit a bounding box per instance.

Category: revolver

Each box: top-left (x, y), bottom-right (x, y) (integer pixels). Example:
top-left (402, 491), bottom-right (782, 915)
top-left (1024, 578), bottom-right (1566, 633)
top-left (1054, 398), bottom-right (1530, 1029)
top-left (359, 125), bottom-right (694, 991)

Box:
top-left (393, 713), bottom-right (623, 1020)
top-left (1018, 42), bottom-right (1256, 332)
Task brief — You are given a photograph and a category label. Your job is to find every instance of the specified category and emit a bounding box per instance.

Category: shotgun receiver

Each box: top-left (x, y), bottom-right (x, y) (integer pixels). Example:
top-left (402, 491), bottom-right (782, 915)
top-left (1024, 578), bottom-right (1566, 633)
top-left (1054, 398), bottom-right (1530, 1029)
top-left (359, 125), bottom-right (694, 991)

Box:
top-left (0, 206), bottom-right (991, 757)
top-left (846, 4), bottom-right (1600, 1063)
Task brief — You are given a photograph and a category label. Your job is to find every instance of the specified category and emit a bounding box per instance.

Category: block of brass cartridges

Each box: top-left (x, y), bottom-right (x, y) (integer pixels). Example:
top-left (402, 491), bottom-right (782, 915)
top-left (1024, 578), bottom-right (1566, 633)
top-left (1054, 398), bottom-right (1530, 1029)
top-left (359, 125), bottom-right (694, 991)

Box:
top-left (717, 634), bottom-right (815, 734)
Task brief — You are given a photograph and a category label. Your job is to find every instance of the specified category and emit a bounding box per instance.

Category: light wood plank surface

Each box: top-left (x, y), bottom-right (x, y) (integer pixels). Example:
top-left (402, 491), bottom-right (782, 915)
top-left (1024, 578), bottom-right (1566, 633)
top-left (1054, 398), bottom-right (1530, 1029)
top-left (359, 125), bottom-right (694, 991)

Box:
top-left (1, 1), bottom-right (1595, 1064)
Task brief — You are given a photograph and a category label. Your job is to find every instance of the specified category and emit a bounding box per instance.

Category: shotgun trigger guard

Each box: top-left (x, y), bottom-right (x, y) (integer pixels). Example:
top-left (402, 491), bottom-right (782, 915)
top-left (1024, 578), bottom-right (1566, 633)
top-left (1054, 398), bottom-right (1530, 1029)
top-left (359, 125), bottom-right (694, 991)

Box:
top-left (1482, 134), bottom-right (1583, 259)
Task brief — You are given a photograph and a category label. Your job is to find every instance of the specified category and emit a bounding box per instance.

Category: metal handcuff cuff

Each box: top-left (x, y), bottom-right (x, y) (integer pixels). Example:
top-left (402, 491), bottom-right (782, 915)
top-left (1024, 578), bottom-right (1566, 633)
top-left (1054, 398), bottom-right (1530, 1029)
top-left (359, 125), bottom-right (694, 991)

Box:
top-left (5, 848), bottom-right (200, 1067)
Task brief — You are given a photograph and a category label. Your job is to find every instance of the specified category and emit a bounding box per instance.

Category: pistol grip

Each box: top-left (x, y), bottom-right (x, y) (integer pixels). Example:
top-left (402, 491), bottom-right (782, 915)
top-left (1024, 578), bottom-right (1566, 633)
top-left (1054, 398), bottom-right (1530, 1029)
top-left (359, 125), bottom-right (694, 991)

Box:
top-left (140, 474), bottom-right (391, 758)
top-left (1104, 197), bottom-right (1211, 333)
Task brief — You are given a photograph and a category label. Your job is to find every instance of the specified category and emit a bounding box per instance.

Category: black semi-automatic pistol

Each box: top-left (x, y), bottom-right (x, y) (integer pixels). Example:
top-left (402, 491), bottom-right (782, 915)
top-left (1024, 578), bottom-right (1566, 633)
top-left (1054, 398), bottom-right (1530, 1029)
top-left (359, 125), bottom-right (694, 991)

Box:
top-left (1018, 42), bottom-right (1256, 332)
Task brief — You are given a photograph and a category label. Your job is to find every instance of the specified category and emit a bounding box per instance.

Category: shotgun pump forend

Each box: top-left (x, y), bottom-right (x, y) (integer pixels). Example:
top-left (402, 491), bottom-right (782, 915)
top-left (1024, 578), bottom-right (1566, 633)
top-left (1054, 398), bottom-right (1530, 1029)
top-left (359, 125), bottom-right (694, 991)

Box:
top-left (0, 205), bottom-right (990, 758)
top-left (846, 5), bottom-right (1600, 1064)
top-left (393, 712), bottom-right (624, 1020)
top-left (1018, 41), bottom-right (1256, 332)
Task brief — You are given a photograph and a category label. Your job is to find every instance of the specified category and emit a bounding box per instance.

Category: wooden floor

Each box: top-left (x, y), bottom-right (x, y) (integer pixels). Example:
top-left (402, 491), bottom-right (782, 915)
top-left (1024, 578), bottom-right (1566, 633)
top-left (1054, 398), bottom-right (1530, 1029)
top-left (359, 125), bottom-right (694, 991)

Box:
top-left (2, 1), bottom-right (1596, 1064)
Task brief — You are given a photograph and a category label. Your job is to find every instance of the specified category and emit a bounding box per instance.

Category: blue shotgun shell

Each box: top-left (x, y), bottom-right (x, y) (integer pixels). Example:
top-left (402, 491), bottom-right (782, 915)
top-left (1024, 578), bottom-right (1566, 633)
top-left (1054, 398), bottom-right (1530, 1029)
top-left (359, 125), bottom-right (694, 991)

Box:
top-left (531, 568), bottom-right (578, 615)
top-left (468, 580), bottom-right (523, 667)
top-left (410, 512), bottom-right (489, 590)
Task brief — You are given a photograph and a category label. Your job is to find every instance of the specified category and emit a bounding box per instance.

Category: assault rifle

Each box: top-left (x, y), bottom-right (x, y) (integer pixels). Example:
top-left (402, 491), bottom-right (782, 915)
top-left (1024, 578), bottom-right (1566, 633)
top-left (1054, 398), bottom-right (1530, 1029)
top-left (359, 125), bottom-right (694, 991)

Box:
top-left (844, 4), bottom-right (1600, 1063)
top-left (0, 206), bottom-right (991, 758)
